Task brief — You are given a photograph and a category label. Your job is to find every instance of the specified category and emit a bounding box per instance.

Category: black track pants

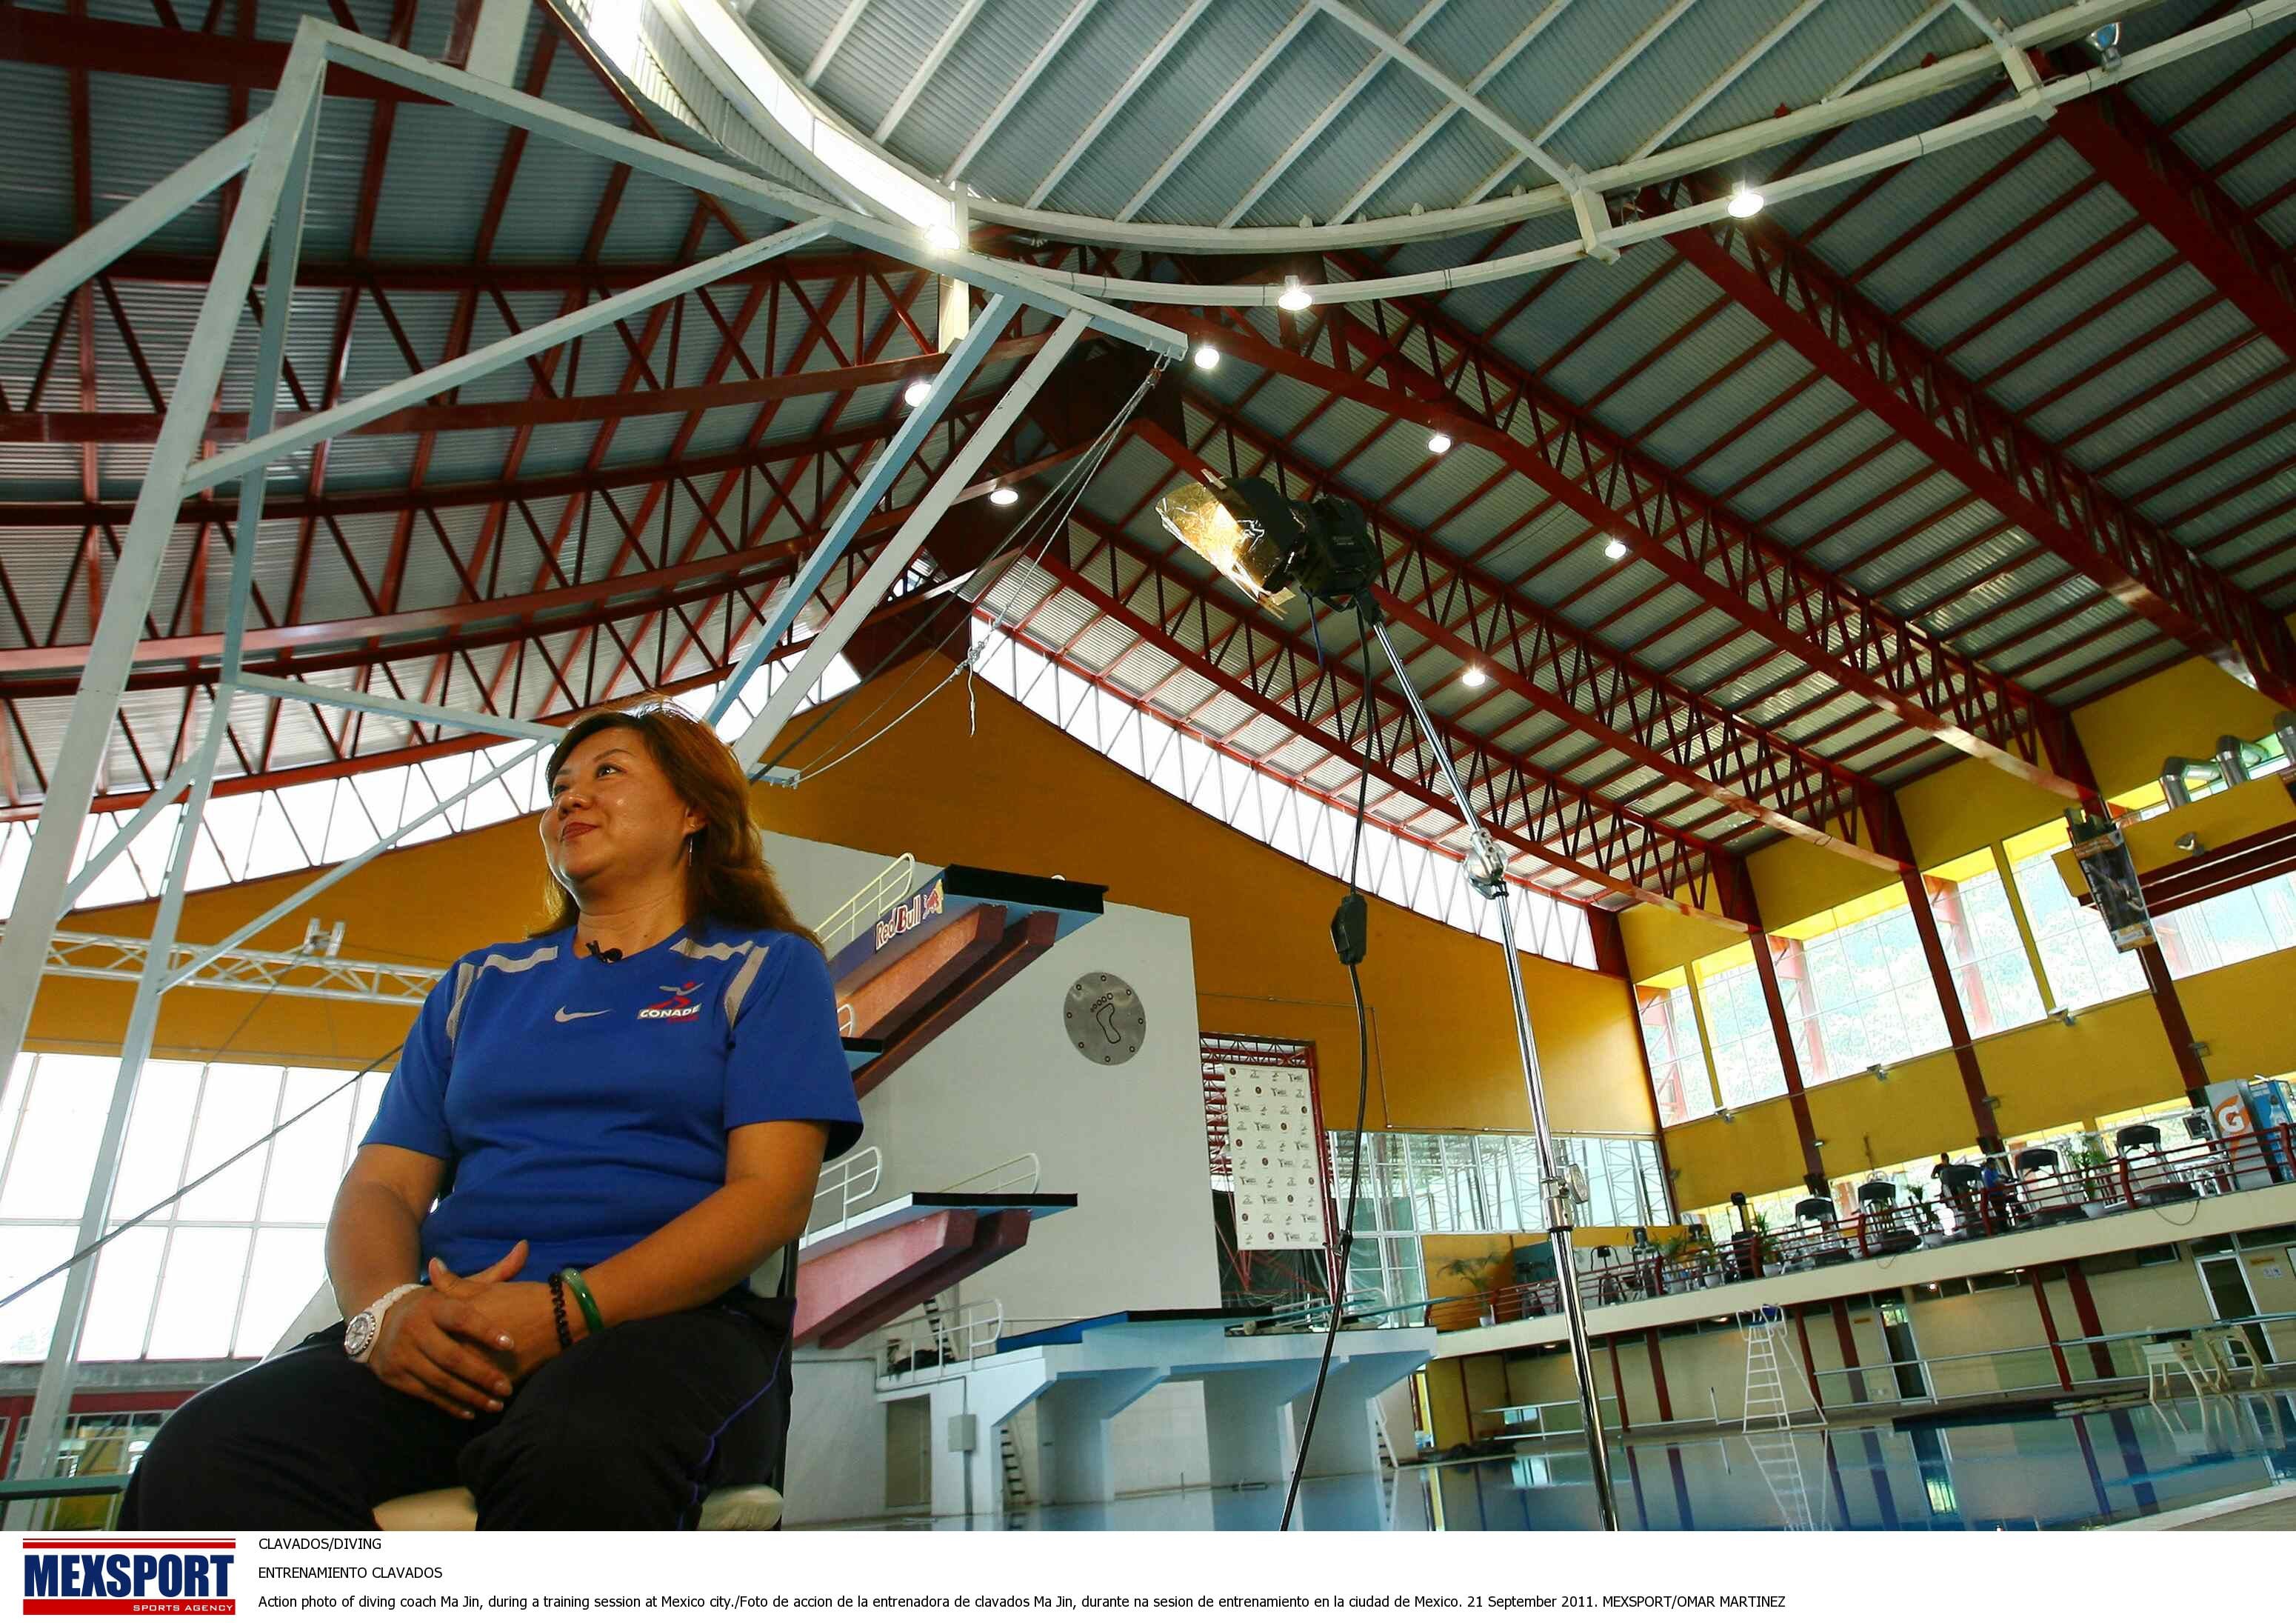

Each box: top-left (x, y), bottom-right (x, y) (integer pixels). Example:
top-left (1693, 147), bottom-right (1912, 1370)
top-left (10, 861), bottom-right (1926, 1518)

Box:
top-left (119, 1293), bottom-right (795, 1530)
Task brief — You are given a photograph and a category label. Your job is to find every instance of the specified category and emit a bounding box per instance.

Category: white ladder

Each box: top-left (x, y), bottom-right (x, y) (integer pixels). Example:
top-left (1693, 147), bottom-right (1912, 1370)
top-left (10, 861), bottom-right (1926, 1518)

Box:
top-left (1738, 1305), bottom-right (1826, 1530)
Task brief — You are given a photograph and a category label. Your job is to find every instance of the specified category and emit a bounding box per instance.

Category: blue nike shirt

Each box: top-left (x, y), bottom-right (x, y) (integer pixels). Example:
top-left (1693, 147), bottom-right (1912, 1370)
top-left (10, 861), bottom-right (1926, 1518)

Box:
top-left (361, 921), bottom-right (862, 1287)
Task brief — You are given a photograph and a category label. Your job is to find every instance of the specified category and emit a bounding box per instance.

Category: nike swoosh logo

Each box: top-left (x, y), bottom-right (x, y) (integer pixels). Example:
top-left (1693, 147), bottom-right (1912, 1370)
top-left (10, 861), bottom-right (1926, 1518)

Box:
top-left (555, 1007), bottom-right (607, 1022)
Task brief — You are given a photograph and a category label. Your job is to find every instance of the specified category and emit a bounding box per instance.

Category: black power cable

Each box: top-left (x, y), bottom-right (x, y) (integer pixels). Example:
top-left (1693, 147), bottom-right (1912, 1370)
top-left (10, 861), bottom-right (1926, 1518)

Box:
top-left (1279, 596), bottom-right (1380, 1532)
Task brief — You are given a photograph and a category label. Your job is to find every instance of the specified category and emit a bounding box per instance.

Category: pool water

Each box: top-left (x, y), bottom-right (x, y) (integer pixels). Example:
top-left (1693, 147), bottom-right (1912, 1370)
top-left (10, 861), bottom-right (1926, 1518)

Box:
top-left (840, 1393), bottom-right (2296, 1531)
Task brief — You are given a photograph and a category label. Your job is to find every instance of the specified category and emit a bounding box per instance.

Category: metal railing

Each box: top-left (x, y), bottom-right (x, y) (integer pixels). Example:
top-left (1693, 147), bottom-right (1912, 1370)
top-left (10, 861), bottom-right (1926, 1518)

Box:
top-left (815, 852), bottom-right (917, 957)
top-left (804, 1145), bottom-right (884, 1239)
top-left (1432, 1124), bottom-right (2296, 1329)
top-left (878, 1298), bottom-right (1005, 1380)
top-left (944, 1153), bottom-right (1042, 1198)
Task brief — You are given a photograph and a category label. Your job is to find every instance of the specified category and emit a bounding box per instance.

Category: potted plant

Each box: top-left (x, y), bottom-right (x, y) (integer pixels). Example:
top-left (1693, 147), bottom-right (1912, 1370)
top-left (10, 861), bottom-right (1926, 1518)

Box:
top-left (2071, 1146), bottom-right (2115, 1218)
top-left (1750, 1212), bottom-right (1783, 1277)
top-left (1435, 1242), bottom-right (1514, 1327)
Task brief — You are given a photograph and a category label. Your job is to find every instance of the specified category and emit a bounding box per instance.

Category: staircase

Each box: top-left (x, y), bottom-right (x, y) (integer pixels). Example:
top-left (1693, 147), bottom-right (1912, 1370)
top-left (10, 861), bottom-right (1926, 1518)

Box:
top-left (997, 1423), bottom-right (1031, 1508)
top-left (1738, 1305), bottom-right (1825, 1531)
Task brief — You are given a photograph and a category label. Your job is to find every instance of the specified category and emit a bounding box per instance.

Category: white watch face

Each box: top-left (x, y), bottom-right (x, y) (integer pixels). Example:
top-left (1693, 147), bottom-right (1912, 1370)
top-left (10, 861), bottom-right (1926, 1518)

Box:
top-left (344, 1311), bottom-right (378, 1360)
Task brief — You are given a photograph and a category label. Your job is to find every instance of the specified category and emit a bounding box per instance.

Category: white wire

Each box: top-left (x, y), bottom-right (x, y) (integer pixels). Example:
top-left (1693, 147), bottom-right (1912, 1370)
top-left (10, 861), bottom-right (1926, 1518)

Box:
top-left (787, 368), bottom-right (1159, 784)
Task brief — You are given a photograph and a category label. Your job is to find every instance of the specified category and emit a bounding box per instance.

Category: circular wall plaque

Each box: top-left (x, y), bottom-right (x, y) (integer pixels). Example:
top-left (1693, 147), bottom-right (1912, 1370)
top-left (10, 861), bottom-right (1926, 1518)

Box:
top-left (1064, 972), bottom-right (1146, 1066)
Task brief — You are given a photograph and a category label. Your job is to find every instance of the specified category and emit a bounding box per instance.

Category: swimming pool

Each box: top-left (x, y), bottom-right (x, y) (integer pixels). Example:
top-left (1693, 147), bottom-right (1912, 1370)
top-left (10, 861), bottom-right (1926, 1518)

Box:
top-left (837, 1393), bottom-right (2296, 1531)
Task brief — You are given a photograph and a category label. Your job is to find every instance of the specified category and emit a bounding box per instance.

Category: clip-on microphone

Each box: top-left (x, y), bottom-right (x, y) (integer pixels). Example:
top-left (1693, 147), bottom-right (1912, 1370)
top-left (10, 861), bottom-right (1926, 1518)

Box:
top-left (587, 941), bottom-right (624, 964)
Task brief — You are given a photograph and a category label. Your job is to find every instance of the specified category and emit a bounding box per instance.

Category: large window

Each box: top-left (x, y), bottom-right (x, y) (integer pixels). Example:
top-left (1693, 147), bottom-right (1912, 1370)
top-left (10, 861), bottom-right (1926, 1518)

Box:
top-left (1635, 970), bottom-right (1714, 1127)
top-left (1772, 887), bottom-right (1949, 1082)
top-left (1690, 947), bottom-right (1789, 1109)
top-left (1331, 1130), bottom-right (1669, 1238)
top-left (2003, 822), bottom-right (2149, 1010)
top-left (2157, 873), bottom-right (2296, 979)
top-left (967, 619), bottom-right (1599, 971)
top-left (1923, 851), bottom-right (2046, 1035)
top-left (0, 1052), bottom-right (386, 1365)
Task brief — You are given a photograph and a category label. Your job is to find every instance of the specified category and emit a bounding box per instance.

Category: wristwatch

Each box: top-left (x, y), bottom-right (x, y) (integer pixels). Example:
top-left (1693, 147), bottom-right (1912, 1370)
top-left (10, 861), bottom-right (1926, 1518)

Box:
top-left (344, 1283), bottom-right (425, 1363)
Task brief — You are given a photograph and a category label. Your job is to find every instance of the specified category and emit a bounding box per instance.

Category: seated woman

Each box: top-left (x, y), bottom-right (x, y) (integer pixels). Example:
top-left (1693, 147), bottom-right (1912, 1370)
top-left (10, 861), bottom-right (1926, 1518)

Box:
top-left (122, 701), bottom-right (861, 1530)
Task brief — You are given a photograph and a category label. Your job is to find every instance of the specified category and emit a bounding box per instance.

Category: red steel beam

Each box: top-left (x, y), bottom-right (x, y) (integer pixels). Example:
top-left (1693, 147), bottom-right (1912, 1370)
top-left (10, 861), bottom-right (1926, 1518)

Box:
top-left (1133, 410), bottom-right (1900, 872)
top-left (1157, 304), bottom-right (2090, 802)
top-left (2049, 85), bottom-right (2296, 360)
top-left (1656, 182), bottom-right (2296, 714)
top-left (1038, 501), bottom-right (1733, 916)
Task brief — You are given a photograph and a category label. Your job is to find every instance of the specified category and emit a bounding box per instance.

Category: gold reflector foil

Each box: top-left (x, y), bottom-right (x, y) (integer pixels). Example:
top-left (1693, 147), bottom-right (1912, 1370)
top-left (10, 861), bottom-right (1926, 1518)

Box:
top-left (1154, 481), bottom-right (1295, 609)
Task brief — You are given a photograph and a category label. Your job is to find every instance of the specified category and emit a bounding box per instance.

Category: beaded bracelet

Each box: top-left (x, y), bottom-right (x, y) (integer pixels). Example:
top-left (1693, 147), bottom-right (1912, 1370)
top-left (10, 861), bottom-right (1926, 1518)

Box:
top-left (546, 1272), bottom-right (574, 1351)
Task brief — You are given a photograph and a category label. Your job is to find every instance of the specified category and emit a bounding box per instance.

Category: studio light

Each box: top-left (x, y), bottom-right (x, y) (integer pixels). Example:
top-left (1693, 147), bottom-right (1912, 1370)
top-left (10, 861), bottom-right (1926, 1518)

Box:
top-left (1603, 536), bottom-right (1629, 561)
top-left (1193, 343), bottom-right (1221, 371)
top-left (1426, 430), bottom-right (1453, 455)
top-left (1277, 276), bottom-right (1312, 312)
top-left (902, 379), bottom-right (932, 409)
top-left (1462, 666), bottom-right (1487, 688)
top-left (1727, 184), bottom-right (1765, 219)
top-left (925, 223), bottom-right (960, 256)
top-left (988, 486), bottom-right (1019, 507)
top-left (1152, 472), bottom-right (1381, 612)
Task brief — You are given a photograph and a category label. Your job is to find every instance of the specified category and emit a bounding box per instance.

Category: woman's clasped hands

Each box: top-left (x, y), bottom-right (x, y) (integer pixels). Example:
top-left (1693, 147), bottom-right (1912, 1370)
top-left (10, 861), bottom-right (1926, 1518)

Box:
top-left (367, 1239), bottom-right (575, 1419)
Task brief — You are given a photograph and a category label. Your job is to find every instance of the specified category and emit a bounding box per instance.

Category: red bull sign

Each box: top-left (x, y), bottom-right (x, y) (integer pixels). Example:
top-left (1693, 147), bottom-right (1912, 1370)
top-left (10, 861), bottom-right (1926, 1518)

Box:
top-left (873, 877), bottom-right (946, 951)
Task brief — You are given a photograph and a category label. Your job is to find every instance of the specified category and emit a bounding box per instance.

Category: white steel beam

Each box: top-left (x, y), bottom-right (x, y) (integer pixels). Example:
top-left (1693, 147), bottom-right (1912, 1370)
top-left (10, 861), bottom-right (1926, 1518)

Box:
top-left (1826, 0), bottom-right (1954, 101)
top-left (1458, 0), bottom-right (1699, 207)
top-left (807, 0), bottom-right (872, 84)
top-left (1117, 3), bottom-right (1320, 222)
top-left (733, 307), bottom-right (1091, 765)
top-left (1002, 0), bottom-right (2291, 303)
top-left (1632, 0), bottom-right (1829, 159)
top-left (0, 119), bottom-right (265, 345)
top-left (1326, 0), bottom-right (1571, 224)
top-left (944, 0), bottom-right (1104, 184)
top-left (1952, 0), bottom-right (2052, 113)
top-left (316, 23), bottom-right (1183, 358)
top-left (874, 0), bottom-right (987, 143)
top-left (187, 219), bottom-right (835, 490)
top-left (0, 36), bottom-right (327, 1519)
top-left (60, 759), bottom-right (196, 913)
top-left (707, 292), bottom-right (1017, 730)
top-left (1315, 0), bottom-right (1575, 192)
top-left (231, 673), bottom-right (570, 746)
top-left (45, 933), bottom-right (435, 1007)
top-left (162, 741), bottom-right (551, 991)
top-left (1025, 0), bottom-right (1215, 209)
top-left (1221, 0), bottom-right (1448, 229)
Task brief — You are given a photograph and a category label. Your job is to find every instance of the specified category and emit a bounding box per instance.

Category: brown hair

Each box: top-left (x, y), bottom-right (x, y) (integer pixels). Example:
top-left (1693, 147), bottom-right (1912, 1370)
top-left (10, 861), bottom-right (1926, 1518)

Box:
top-left (534, 699), bottom-right (821, 951)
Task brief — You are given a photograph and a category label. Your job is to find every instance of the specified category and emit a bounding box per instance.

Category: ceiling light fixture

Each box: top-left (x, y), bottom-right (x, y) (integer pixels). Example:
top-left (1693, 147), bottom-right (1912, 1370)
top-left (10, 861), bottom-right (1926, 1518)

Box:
top-left (1728, 184), bottom-right (1765, 219)
top-left (1462, 666), bottom-right (1486, 689)
top-left (988, 486), bottom-right (1019, 507)
top-left (1193, 343), bottom-right (1221, 371)
top-left (1277, 276), bottom-right (1312, 312)
top-left (1426, 430), bottom-right (1452, 455)
top-left (902, 379), bottom-right (932, 409)
top-left (925, 223), bottom-right (960, 255)
top-left (1603, 536), bottom-right (1629, 561)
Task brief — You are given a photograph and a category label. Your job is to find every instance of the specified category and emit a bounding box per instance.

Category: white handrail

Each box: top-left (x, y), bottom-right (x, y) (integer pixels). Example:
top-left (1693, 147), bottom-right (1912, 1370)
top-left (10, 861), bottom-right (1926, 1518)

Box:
top-left (944, 1153), bottom-right (1041, 1197)
top-left (880, 1298), bottom-right (1004, 1377)
top-left (815, 852), bottom-right (916, 956)
top-left (806, 1145), bottom-right (883, 1238)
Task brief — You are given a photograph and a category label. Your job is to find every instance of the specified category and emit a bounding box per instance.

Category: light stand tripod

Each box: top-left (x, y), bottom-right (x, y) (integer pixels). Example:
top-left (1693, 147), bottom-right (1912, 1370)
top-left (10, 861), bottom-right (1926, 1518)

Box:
top-left (1353, 595), bottom-right (1621, 1533)
top-left (1155, 470), bottom-right (1621, 1530)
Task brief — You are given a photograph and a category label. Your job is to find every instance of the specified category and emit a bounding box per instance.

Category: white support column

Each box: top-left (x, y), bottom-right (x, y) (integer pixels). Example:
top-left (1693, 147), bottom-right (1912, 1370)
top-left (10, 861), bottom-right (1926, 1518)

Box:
top-left (0, 36), bottom-right (325, 1140)
top-left (1294, 1353), bottom-right (1427, 1480)
top-left (232, 673), bottom-right (568, 746)
top-left (59, 760), bottom-right (196, 912)
top-left (0, 40), bottom-right (327, 1517)
top-left (1198, 1366), bottom-right (1318, 1490)
top-left (1035, 1367), bottom-right (1168, 1504)
top-left (707, 291), bottom-right (1017, 734)
top-left (731, 303), bottom-right (1088, 766)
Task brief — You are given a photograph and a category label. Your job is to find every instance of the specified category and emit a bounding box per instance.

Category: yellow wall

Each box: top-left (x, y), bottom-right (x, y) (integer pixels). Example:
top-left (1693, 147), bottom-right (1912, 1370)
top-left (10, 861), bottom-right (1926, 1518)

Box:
top-left (27, 650), bottom-right (1656, 1139)
top-left (2069, 657), bottom-right (2285, 801)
